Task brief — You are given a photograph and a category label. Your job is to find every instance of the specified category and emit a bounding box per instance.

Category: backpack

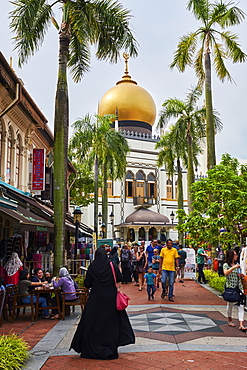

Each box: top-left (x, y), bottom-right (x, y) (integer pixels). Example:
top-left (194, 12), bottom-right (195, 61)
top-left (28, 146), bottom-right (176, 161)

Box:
top-left (121, 249), bottom-right (129, 262)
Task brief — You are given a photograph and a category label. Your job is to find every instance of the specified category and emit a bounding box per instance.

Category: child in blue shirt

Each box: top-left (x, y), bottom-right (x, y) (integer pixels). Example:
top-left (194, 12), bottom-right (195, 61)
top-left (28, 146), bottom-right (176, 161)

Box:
top-left (144, 267), bottom-right (156, 300)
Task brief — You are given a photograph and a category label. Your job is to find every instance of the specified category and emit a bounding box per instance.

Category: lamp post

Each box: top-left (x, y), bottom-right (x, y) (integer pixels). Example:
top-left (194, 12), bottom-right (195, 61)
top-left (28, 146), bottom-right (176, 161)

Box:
top-left (73, 206), bottom-right (83, 274)
top-left (98, 212), bottom-right (102, 225)
top-left (170, 211), bottom-right (175, 224)
top-left (110, 211), bottom-right (114, 239)
top-left (101, 222), bottom-right (106, 239)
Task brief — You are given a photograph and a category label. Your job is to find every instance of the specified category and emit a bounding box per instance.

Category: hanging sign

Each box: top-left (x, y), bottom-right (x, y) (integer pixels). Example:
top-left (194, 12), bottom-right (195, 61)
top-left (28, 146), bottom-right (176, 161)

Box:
top-left (32, 149), bottom-right (45, 190)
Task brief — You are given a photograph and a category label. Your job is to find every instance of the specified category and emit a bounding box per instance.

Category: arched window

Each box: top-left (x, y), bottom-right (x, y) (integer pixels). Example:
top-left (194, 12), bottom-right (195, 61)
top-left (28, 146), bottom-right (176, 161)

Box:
top-left (6, 127), bottom-right (13, 184)
top-left (147, 172), bottom-right (157, 198)
top-left (127, 228), bottom-right (135, 242)
top-left (166, 179), bottom-right (173, 199)
top-left (136, 170), bottom-right (145, 197)
top-left (125, 171), bottom-right (134, 197)
top-left (138, 227), bottom-right (145, 241)
top-left (174, 180), bottom-right (178, 199)
top-left (16, 134), bottom-right (21, 187)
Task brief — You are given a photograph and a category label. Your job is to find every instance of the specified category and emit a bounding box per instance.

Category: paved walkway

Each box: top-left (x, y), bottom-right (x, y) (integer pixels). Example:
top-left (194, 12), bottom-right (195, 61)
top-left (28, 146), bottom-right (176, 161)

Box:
top-left (2, 279), bottom-right (247, 369)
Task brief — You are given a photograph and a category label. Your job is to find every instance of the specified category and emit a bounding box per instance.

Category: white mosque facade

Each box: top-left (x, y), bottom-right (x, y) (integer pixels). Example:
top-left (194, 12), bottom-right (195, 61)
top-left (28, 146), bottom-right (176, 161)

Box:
top-left (82, 56), bottom-right (207, 244)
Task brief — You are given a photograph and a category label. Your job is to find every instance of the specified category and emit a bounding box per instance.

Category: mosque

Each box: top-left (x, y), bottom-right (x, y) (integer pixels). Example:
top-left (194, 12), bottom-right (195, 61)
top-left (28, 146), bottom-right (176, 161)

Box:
top-left (82, 54), bottom-right (207, 244)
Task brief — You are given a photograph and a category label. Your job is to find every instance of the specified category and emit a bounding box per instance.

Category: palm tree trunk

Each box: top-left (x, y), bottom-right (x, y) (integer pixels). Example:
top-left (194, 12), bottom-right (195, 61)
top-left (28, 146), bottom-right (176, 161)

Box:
top-left (177, 158), bottom-right (184, 245)
top-left (53, 32), bottom-right (70, 275)
top-left (204, 49), bottom-right (216, 171)
top-left (102, 163), bottom-right (108, 237)
top-left (187, 131), bottom-right (195, 213)
top-left (94, 156), bottom-right (99, 242)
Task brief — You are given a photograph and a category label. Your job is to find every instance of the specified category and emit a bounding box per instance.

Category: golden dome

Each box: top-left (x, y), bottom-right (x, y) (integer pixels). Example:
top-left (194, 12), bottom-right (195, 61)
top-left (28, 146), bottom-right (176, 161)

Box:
top-left (98, 54), bottom-right (156, 128)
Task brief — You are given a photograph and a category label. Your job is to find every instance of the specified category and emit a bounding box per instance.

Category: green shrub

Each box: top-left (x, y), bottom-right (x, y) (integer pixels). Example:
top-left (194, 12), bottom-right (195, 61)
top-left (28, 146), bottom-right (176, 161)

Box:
top-left (0, 333), bottom-right (29, 370)
top-left (204, 270), bottom-right (226, 292)
top-left (75, 274), bottom-right (85, 288)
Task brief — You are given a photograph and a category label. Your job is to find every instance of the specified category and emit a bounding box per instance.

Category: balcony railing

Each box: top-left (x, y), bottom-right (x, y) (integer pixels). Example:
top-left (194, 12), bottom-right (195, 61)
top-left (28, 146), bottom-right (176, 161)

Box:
top-left (133, 196), bottom-right (157, 206)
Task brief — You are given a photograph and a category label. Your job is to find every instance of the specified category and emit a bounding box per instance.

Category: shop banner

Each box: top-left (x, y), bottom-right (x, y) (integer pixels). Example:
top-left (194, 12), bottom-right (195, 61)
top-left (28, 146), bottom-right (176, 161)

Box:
top-left (184, 248), bottom-right (196, 279)
top-left (32, 148), bottom-right (45, 190)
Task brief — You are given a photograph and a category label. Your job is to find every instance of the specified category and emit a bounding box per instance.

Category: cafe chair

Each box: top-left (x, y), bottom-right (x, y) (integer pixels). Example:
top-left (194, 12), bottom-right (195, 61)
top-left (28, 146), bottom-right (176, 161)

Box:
top-left (61, 288), bottom-right (89, 320)
top-left (12, 285), bottom-right (35, 322)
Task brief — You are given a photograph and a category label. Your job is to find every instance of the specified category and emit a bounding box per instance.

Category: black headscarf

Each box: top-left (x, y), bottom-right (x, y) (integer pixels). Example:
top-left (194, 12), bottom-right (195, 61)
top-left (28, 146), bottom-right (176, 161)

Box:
top-left (110, 247), bottom-right (118, 256)
top-left (88, 248), bottom-right (113, 285)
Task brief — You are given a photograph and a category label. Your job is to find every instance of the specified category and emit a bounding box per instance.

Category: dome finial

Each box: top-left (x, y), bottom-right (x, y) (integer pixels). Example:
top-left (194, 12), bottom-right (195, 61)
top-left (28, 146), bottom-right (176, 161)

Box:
top-left (123, 52), bottom-right (130, 75)
top-left (117, 52), bottom-right (137, 85)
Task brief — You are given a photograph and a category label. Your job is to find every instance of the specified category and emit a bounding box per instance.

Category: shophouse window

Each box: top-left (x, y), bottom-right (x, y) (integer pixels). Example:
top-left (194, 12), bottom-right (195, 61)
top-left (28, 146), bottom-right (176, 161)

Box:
top-left (6, 127), bottom-right (13, 184)
top-left (175, 180), bottom-right (178, 199)
top-left (16, 134), bottom-right (21, 188)
top-left (0, 121), bottom-right (2, 174)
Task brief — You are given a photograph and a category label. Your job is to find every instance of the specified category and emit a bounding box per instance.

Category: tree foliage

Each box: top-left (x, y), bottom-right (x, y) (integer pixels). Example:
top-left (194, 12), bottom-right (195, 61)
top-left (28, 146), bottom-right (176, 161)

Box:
top-left (177, 154), bottom-right (247, 252)
top-left (171, 0), bottom-right (246, 170)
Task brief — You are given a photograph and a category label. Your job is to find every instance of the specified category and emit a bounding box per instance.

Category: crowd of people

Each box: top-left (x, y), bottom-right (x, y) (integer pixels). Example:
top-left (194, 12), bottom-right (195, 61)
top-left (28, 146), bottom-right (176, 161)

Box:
top-left (2, 238), bottom-right (247, 360)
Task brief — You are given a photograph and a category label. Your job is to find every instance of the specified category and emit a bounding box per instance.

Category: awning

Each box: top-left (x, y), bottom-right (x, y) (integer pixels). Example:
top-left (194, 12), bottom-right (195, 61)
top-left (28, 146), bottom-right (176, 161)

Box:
top-left (0, 205), bottom-right (54, 233)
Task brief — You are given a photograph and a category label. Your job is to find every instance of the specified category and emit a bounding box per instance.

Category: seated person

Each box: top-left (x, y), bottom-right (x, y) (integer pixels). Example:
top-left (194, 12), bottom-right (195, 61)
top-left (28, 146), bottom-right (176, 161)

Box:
top-left (18, 269), bottom-right (50, 319)
top-left (30, 268), bottom-right (44, 287)
top-left (45, 271), bottom-right (52, 284)
top-left (51, 267), bottom-right (78, 319)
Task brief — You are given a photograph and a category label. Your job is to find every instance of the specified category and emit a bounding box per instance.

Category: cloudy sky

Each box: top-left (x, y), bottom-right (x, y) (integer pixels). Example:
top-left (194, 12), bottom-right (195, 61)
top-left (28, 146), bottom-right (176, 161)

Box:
top-left (1, 0), bottom-right (247, 162)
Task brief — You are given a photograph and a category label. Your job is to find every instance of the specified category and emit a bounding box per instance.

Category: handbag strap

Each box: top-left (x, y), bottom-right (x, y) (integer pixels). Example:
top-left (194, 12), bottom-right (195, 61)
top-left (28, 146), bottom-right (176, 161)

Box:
top-left (110, 262), bottom-right (117, 286)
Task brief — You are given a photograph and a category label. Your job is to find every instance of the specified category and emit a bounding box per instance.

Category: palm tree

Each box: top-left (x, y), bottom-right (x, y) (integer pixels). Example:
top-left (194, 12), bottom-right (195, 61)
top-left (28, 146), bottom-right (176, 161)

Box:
top-left (10, 1), bottom-right (138, 272)
top-left (156, 128), bottom-right (186, 245)
top-left (69, 114), bottom-right (130, 239)
top-left (170, 0), bottom-right (246, 171)
top-left (158, 86), bottom-right (210, 212)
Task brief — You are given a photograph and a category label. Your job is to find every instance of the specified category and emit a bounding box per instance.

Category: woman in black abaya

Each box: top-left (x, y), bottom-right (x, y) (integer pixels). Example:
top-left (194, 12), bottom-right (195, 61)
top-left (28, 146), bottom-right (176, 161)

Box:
top-left (70, 248), bottom-right (135, 360)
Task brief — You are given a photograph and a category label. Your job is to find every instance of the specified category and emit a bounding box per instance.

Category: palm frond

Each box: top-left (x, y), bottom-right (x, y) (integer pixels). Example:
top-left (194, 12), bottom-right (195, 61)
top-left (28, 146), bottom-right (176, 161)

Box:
top-left (92, 0), bottom-right (138, 63)
top-left (220, 30), bottom-right (247, 63)
top-left (187, 0), bottom-right (209, 25)
top-left (194, 43), bottom-right (205, 83)
top-left (216, 3), bottom-right (246, 27)
top-left (170, 32), bottom-right (198, 72)
top-left (10, 0), bottom-right (53, 66)
top-left (212, 39), bottom-right (233, 82)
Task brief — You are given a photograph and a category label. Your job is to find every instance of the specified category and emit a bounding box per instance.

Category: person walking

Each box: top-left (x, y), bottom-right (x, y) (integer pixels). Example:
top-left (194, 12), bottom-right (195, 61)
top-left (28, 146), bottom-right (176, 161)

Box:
top-left (70, 248), bottom-right (135, 359)
top-left (144, 267), bottom-right (156, 300)
top-left (135, 245), bottom-right (147, 291)
top-left (151, 248), bottom-right (160, 287)
top-left (223, 249), bottom-right (247, 331)
top-left (159, 239), bottom-right (180, 302)
top-left (216, 246), bottom-right (225, 277)
top-left (146, 239), bottom-right (158, 267)
top-left (177, 245), bottom-right (187, 283)
top-left (197, 245), bottom-right (208, 284)
top-left (120, 244), bottom-right (132, 284)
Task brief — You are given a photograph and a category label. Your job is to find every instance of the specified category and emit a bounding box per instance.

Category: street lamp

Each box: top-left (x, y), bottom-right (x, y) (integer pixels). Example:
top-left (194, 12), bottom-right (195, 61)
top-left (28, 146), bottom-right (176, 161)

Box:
top-left (110, 211), bottom-right (114, 239)
top-left (170, 211), bottom-right (175, 224)
top-left (101, 222), bottom-right (106, 239)
top-left (73, 206), bottom-right (83, 274)
top-left (110, 211), bottom-right (114, 225)
top-left (98, 212), bottom-right (102, 225)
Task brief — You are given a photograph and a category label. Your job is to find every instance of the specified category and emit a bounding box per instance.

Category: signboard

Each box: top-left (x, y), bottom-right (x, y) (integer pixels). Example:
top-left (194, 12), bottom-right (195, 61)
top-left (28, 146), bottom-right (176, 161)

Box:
top-left (32, 148), bottom-right (45, 191)
top-left (97, 238), bottom-right (113, 249)
top-left (184, 248), bottom-right (196, 279)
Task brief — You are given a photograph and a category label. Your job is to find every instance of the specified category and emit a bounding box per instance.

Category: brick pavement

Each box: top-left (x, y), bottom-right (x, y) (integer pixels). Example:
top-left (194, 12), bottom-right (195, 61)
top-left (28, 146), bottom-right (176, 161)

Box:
top-left (1, 279), bottom-right (247, 369)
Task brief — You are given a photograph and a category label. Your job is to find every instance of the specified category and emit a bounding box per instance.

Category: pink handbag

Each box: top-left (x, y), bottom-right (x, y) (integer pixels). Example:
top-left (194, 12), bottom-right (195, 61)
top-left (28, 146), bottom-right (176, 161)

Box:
top-left (110, 262), bottom-right (130, 310)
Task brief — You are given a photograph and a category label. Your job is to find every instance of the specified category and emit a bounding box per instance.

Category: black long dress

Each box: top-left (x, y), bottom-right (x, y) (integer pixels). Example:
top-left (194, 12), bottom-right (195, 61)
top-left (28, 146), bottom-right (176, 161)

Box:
top-left (70, 248), bottom-right (135, 359)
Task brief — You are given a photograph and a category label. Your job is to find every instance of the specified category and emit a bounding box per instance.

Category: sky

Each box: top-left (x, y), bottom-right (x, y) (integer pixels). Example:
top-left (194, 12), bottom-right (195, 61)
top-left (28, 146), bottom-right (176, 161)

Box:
top-left (1, 0), bottom-right (247, 162)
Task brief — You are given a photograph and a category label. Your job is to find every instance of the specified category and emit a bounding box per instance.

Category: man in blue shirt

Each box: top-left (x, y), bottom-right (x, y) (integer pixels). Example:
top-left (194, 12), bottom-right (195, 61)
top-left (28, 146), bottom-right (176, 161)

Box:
top-left (146, 239), bottom-right (158, 267)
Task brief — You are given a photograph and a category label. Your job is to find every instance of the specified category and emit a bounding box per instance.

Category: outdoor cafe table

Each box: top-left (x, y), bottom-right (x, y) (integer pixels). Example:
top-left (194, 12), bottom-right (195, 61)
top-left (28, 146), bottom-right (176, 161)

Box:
top-left (34, 287), bottom-right (61, 320)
